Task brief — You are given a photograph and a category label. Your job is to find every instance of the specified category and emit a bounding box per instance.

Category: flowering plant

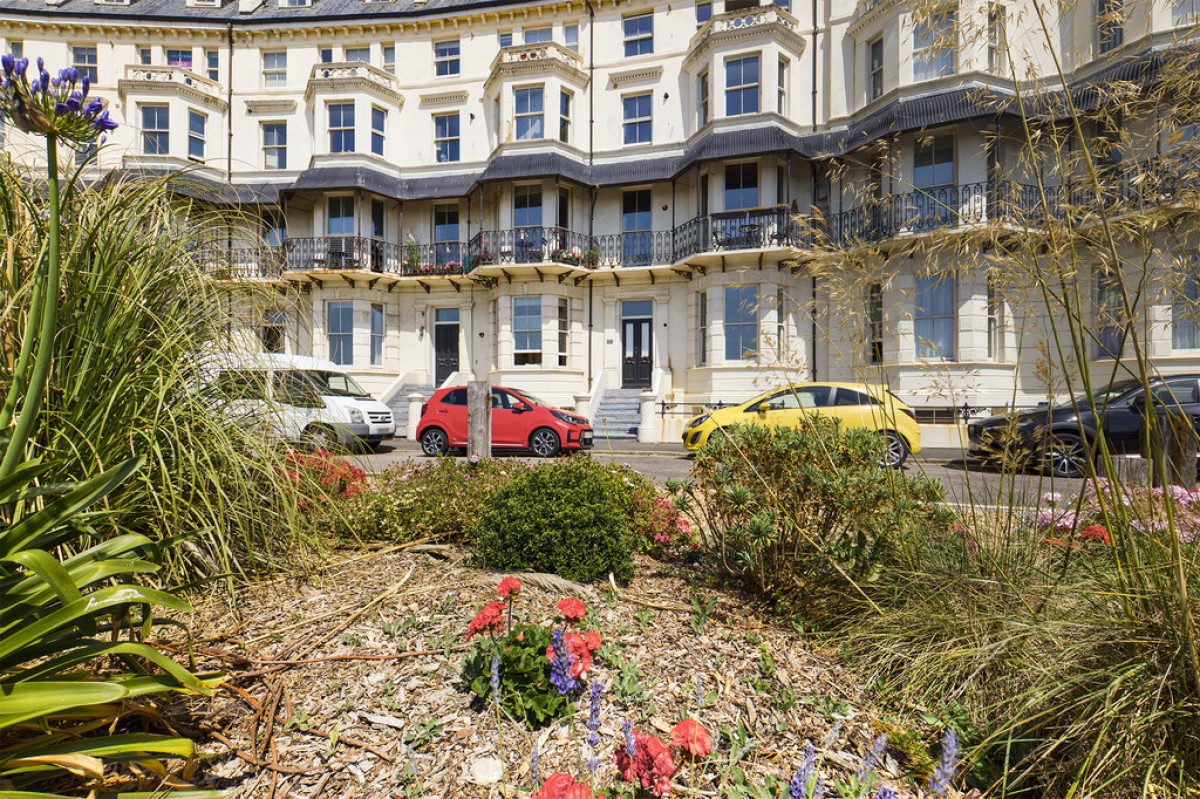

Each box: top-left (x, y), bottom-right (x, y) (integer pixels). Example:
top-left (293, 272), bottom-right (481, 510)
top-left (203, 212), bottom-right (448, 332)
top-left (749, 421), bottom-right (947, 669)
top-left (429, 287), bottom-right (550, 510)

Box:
top-left (282, 449), bottom-right (366, 505)
top-left (0, 54), bottom-right (116, 143)
top-left (460, 578), bottom-right (603, 728)
top-left (1035, 480), bottom-right (1200, 546)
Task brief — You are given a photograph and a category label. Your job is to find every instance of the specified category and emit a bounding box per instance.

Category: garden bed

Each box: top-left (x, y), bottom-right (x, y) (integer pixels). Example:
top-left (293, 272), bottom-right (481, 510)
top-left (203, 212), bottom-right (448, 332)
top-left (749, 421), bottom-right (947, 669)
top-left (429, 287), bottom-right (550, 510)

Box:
top-left (178, 544), bottom-right (925, 798)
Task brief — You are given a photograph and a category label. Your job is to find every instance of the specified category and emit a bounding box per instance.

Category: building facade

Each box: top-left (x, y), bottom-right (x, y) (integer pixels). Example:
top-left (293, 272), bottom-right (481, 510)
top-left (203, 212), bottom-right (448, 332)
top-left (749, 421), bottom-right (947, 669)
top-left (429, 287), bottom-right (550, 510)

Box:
top-left (2, 0), bottom-right (1198, 442)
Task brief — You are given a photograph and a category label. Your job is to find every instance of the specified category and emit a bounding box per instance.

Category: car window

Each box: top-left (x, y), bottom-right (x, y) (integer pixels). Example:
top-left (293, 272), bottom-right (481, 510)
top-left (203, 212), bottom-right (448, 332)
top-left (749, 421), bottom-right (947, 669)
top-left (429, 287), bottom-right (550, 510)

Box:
top-left (442, 388), bottom-right (467, 406)
top-left (491, 388), bottom-right (514, 410)
top-left (834, 388), bottom-right (878, 407)
top-left (214, 370), bottom-right (268, 401)
top-left (1154, 379), bottom-right (1200, 406)
top-left (273, 371), bottom-right (323, 407)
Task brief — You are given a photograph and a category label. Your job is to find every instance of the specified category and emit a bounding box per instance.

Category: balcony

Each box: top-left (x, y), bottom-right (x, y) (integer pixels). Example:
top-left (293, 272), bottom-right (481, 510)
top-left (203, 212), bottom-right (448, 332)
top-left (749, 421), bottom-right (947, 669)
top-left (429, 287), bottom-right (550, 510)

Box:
top-left (684, 4), bottom-right (805, 71)
top-left (484, 42), bottom-right (588, 95)
top-left (468, 227), bottom-right (595, 267)
top-left (117, 65), bottom-right (227, 111)
top-left (304, 62), bottom-right (404, 106)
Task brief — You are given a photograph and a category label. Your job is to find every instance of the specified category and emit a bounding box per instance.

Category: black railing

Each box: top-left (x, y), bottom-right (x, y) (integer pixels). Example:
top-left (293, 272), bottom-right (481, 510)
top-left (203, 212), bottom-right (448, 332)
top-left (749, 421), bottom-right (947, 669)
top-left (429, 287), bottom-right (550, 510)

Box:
top-left (467, 227), bottom-right (595, 267)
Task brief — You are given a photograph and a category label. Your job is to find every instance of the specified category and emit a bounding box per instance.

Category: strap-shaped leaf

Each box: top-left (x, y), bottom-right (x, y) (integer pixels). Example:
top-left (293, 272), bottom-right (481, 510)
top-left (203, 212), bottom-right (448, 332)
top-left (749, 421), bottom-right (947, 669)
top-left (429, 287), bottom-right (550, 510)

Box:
top-left (10, 642), bottom-right (216, 694)
top-left (0, 681), bottom-right (126, 719)
top-left (0, 457), bottom-right (142, 559)
top-left (3, 549), bottom-right (83, 610)
top-left (3, 732), bottom-right (195, 760)
top-left (2, 753), bottom-right (104, 779)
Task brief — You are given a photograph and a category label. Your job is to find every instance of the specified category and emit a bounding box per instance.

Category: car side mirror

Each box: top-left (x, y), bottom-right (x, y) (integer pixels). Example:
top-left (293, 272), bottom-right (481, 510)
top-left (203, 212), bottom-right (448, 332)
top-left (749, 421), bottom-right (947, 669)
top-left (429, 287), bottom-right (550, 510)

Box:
top-left (1130, 395), bottom-right (1147, 415)
top-left (515, 402), bottom-right (532, 413)
top-left (757, 402), bottom-right (770, 414)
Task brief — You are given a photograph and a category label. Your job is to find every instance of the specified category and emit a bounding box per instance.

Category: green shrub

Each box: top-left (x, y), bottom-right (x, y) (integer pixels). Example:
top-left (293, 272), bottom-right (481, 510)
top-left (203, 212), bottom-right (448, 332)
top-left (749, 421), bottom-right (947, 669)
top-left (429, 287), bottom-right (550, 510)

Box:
top-left (678, 420), bottom-right (951, 603)
top-left (334, 457), bottom-right (529, 542)
top-left (471, 457), bottom-right (637, 582)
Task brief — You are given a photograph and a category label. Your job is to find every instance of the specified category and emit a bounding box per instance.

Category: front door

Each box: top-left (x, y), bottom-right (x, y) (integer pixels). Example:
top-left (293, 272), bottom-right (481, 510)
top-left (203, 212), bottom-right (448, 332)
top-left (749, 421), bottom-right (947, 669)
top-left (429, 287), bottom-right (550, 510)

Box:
top-left (433, 308), bottom-right (459, 384)
top-left (621, 300), bottom-right (653, 388)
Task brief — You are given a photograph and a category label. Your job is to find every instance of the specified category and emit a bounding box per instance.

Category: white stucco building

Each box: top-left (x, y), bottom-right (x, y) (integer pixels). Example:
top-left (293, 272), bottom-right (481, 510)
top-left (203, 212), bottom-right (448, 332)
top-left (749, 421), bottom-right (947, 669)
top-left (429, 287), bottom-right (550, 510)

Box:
top-left (2, 0), bottom-right (1198, 442)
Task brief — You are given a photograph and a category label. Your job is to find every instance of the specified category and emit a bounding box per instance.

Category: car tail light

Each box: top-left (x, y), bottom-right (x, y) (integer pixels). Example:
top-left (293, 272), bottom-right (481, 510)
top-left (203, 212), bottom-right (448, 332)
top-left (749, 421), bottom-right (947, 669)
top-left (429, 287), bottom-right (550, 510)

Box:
top-left (420, 402), bottom-right (428, 418)
top-left (900, 407), bottom-right (916, 421)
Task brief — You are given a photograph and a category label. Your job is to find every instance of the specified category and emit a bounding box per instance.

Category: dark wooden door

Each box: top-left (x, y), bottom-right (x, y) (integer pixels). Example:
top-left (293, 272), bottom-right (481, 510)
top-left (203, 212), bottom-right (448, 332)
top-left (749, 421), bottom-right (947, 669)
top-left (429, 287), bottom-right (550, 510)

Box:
top-left (434, 322), bottom-right (459, 384)
top-left (622, 317), bottom-right (652, 388)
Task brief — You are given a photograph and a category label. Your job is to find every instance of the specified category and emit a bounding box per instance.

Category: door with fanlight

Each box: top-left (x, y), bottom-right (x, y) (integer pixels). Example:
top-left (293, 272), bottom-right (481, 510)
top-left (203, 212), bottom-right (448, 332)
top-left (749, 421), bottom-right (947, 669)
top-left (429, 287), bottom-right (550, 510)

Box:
top-left (433, 308), bottom-right (459, 384)
top-left (621, 300), bottom-right (653, 388)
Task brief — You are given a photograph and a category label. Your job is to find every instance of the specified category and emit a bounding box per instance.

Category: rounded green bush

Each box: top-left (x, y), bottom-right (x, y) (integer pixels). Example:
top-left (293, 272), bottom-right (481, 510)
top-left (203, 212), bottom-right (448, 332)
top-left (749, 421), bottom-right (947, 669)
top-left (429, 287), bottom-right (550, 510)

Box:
top-left (471, 458), bottom-right (636, 582)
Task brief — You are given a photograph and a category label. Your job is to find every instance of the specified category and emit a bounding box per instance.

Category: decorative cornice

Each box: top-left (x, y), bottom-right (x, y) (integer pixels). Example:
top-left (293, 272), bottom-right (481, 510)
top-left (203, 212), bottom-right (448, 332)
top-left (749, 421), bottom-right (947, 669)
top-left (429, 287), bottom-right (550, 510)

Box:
top-left (847, 0), bottom-right (902, 38)
top-left (484, 42), bottom-right (588, 95)
top-left (419, 90), bottom-right (469, 106)
top-left (245, 98), bottom-right (298, 114)
top-left (683, 7), bottom-right (807, 72)
top-left (117, 65), bottom-right (228, 111)
top-left (304, 61), bottom-right (404, 107)
top-left (609, 66), bottom-right (663, 88)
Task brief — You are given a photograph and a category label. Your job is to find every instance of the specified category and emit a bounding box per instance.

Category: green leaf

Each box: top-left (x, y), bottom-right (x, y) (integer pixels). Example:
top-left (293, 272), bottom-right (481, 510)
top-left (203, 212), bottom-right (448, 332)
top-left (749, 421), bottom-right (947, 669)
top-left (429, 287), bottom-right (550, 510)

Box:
top-left (0, 681), bottom-right (126, 718)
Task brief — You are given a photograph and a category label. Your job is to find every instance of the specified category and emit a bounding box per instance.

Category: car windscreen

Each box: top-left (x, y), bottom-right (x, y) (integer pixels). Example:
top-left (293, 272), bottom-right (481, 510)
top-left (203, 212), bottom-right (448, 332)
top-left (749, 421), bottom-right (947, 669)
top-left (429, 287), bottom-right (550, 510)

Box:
top-left (1088, 379), bottom-right (1144, 407)
top-left (299, 370), bottom-right (371, 398)
top-left (507, 389), bottom-right (548, 407)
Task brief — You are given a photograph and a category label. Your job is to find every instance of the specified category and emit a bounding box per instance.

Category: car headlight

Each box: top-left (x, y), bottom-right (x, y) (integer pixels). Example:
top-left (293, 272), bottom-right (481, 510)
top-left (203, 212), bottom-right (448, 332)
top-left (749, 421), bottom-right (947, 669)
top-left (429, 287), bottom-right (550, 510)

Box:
top-left (348, 407), bottom-right (364, 424)
top-left (686, 414), bottom-right (710, 429)
top-left (551, 410), bottom-right (583, 425)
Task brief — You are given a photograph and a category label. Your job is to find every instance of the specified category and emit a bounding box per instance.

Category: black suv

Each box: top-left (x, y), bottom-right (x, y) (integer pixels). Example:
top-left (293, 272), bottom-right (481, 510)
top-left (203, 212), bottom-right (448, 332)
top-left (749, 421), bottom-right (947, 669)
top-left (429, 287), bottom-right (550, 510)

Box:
top-left (967, 375), bottom-right (1200, 478)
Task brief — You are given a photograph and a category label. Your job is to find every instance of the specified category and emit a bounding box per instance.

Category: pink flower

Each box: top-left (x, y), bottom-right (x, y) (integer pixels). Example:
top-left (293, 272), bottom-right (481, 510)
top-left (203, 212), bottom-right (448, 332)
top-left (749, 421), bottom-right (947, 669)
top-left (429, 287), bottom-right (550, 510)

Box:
top-left (583, 629), bottom-right (602, 651)
top-left (535, 773), bottom-right (579, 799)
top-left (557, 597), bottom-right (587, 622)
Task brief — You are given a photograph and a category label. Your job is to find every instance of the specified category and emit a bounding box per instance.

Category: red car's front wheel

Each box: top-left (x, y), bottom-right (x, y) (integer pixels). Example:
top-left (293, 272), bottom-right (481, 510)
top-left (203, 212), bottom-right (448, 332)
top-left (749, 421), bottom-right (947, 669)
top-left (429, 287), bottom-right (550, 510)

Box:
top-left (529, 428), bottom-right (561, 458)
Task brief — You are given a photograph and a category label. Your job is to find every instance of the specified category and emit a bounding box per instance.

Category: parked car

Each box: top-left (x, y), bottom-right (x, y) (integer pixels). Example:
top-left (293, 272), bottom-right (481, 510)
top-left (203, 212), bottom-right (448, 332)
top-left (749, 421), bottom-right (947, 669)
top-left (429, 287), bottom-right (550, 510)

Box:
top-left (416, 385), bottom-right (593, 457)
top-left (206, 353), bottom-right (396, 450)
top-left (966, 374), bottom-right (1200, 478)
top-left (681, 382), bottom-right (922, 468)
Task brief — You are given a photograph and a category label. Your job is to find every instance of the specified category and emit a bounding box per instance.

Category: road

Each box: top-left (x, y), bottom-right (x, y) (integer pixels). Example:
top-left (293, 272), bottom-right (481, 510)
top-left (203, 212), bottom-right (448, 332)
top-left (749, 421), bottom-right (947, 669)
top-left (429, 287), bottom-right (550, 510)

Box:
top-left (354, 440), bottom-right (1097, 510)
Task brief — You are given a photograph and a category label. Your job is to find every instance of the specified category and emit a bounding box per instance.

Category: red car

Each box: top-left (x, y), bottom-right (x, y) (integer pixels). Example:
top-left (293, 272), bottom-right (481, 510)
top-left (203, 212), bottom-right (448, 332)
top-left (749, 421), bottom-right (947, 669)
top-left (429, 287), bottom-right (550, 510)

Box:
top-left (416, 385), bottom-right (594, 457)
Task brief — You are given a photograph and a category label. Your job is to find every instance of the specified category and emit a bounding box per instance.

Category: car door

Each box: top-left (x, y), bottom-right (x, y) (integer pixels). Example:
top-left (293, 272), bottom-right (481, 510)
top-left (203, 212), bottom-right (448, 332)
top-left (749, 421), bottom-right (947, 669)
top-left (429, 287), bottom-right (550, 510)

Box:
top-left (828, 386), bottom-right (881, 432)
top-left (1105, 378), bottom-right (1200, 454)
top-left (430, 387), bottom-right (469, 446)
top-left (744, 386), bottom-right (831, 431)
top-left (490, 388), bottom-right (524, 448)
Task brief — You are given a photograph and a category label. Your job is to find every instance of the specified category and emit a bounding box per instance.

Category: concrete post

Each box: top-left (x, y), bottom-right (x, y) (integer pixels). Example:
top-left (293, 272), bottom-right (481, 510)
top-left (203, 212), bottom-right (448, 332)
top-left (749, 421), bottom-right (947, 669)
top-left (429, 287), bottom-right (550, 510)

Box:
top-left (467, 380), bottom-right (492, 459)
top-left (637, 389), bottom-right (657, 443)
top-left (573, 393), bottom-right (591, 420)
top-left (406, 392), bottom-right (424, 440)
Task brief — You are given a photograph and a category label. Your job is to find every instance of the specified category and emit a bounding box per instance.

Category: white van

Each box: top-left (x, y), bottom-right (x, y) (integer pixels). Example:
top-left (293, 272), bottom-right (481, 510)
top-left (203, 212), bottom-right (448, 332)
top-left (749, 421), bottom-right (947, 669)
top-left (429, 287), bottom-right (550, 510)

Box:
top-left (208, 354), bottom-right (396, 450)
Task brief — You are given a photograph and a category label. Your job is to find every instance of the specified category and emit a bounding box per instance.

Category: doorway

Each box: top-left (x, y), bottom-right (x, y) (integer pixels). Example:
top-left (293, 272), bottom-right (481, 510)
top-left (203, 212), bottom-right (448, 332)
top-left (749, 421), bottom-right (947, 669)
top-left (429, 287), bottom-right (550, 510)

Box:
top-left (433, 307), bottom-right (459, 384)
top-left (621, 300), bottom-right (653, 388)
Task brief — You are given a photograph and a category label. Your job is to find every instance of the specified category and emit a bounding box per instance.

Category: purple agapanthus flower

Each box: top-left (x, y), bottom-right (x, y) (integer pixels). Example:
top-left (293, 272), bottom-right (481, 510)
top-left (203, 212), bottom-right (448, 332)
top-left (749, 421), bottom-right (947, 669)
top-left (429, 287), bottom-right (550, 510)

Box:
top-left (0, 51), bottom-right (117, 143)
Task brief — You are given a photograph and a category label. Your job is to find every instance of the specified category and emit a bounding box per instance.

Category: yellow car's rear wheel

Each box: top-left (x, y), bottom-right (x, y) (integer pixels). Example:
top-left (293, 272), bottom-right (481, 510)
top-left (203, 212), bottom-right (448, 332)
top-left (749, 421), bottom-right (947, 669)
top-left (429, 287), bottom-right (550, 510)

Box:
top-left (881, 431), bottom-right (909, 469)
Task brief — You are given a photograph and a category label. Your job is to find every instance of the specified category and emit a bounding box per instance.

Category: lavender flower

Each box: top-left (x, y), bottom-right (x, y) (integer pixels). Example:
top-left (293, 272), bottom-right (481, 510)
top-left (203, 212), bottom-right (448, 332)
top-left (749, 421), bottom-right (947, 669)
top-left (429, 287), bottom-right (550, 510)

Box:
top-left (585, 754), bottom-right (600, 777)
top-left (695, 675), bottom-right (704, 708)
top-left (859, 733), bottom-right (888, 779)
top-left (812, 775), bottom-right (826, 799)
top-left (623, 719), bottom-right (636, 757)
top-left (586, 680), bottom-right (604, 747)
top-left (548, 628), bottom-right (577, 694)
top-left (530, 741), bottom-right (539, 788)
top-left (489, 654), bottom-right (501, 703)
top-left (873, 788), bottom-right (898, 799)
top-left (0, 52), bottom-right (116, 142)
top-left (928, 728), bottom-right (959, 796)
top-left (789, 743), bottom-right (816, 799)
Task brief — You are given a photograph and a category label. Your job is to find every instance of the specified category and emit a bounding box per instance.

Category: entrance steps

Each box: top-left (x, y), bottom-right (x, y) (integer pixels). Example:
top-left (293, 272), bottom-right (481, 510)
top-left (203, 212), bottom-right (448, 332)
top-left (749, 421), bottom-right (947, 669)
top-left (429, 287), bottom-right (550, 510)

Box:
top-left (387, 386), bottom-right (435, 438)
top-left (591, 388), bottom-right (643, 441)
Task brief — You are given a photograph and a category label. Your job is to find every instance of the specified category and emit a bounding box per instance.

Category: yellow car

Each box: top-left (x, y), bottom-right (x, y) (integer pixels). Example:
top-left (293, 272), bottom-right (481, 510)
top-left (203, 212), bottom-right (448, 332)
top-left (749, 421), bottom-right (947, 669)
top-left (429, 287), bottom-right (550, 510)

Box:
top-left (681, 382), bottom-right (922, 468)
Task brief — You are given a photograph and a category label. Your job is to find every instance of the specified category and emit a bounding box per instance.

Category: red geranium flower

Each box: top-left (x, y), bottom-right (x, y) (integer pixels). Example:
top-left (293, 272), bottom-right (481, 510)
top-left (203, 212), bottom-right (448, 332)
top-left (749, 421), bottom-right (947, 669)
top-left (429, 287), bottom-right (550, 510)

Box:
top-left (615, 730), bottom-right (677, 796)
top-left (545, 631), bottom-right (594, 678)
top-left (583, 629), bottom-right (602, 652)
top-left (1079, 524), bottom-right (1112, 545)
top-left (670, 719), bottom-right (713, 758)
top-left (557, 597), bottom-right (587, 622)
top-left (534, 773), bottom-right (577, 799)
top-left (563, 784), bottom-right (595, 799)
top-left (497, 575), bottom-right (523, 599)
top-left (466, 601), bottom-right (505, 639)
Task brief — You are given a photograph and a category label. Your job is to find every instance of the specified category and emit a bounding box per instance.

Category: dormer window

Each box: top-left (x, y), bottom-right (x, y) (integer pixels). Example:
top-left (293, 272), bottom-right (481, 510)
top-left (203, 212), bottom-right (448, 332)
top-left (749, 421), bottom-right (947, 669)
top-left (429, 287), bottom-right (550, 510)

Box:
top-left (281, 0), bottom-right (312, 7)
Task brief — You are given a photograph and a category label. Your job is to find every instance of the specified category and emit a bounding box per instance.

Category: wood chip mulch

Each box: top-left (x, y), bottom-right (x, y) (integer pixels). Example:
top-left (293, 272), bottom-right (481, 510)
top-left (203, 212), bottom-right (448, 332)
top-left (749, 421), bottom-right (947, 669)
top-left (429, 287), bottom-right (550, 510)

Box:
top-left (169, 543), bottom-right (932, 798)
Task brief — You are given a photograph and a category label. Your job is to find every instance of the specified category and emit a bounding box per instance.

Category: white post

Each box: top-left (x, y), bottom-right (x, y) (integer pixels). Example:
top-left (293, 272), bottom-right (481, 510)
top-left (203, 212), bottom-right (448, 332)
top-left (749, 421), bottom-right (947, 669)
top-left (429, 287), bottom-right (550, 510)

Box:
top-left (406, 392), bottom-right (424, 440)
top-left (573, 393), bottom-right (591, 420)
top-left (637, 389), bottom-right (657, 443)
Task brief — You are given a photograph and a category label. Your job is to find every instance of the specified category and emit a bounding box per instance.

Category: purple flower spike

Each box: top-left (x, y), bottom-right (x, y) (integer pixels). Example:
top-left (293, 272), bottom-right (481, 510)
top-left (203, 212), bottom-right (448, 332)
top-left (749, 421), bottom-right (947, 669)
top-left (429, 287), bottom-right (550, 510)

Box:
top-left (80, 73), bottom-right (89, 96)
top-left (623, 719), bottom-right (636, 757)
top-left (859, 733), bottom-right (888, 778)
top-left (1, 53), bottom-right (13, 76)
top-left (548, 628), bottom-right (576, 695)
top-left (36, 56), bottom-right (43, 74)
top-left (789, 744), bottom-right (815, 799)
top-left (873, 788), bottom-right (898, 799)
top-left (928, 728), bottom-right (959, 796)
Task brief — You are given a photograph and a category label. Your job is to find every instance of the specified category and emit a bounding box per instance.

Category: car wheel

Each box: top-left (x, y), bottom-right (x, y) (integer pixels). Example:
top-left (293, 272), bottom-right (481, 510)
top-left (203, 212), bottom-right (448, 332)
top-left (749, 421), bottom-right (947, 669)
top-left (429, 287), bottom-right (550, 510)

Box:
top-left (1044, 433), bottom-right (1088, 478)
top-left (420, 428), bottom-right (449, 457)
top-left (303, 425), bottom-right (339, 453)
top-left (880, 431), bottom-right (909, 469)
top-left (529, 428), bottom-right (561, 458)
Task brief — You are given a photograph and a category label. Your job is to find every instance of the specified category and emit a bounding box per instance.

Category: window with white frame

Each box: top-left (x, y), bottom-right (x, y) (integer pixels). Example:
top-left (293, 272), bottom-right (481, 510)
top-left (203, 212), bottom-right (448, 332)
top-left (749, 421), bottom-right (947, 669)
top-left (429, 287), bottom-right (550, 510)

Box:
top-left (327, 301), bottom-right (354, 365)
top-left (868, 283), bottom-right (883, 363)
top-left (383, 45), bottom-right (396, 74)
top-left (775, 286), bottom-right (787, 357)
top-left (319, 46), bottom-right (334, 63)
top-left (913, 11), bottom-right (955, 81)
top-left (205, 49), bottom-right (219, 81)
top-left (725, 285), bottom-right (759, 361)
top-left (1096, 268), bottom-right (1124, 358)
top-left (777, 57), bottom-right (789, 114)
top-left (370, 303), bottom-right (385, 366)
top-left (515, 87), bottom-right (544, 140)
top-left (559, 90), bottom-right (572, 143)
top-left (327, 196), bottom-right (355, 236)
top-left (868, 37), bottom-right (884, 100)
top-left (624, 14), bottom-right (654, 57)
top-left (1098, 0), bottom-right (1124, 53)
top-left (558, 298), bottom-right (569, 367)
top-left (167, 48), bottom-right (192, 69)
top-left (913, 134), bottom-right (955, 227)
top-left (345, 46), bottom-right (370, 63)
top-left (72, 46), bottom-right (98, 82)
top-left (435, 40), bottom-right (460, 77)
top-left (435, 113), bottom-right (460, 162)
top-left (141, 104), bottom-right (169, 155)
top-left (564, 24), bottom-right (579, 52)
top-left (513, 297), bottom-right (543, 365)
top-left (328, 103), bottom-right (355, 153)
top-left (697, 1), bottom-right (712, 24)
top-left (1173, 0), bottom-right (1200, 26)
top-left (622, 189), bottom-right (652, 266)
top-left (8, 40), bottom-right (22, 61)
top-left (696, 291), bottom-right (708, 365)
top-left (261, 309), bottom-right (287, 353)
top-left (725, 55), bottom-right (760, 116)
top-left (623, 94), bottom-right (652, 145)
top-left (187, 110), bottom-right (206, 160)
top-left (262, 210), bottom-right (286, 246)
top-left (1173, 257), bottom-right (1200, 350)
top-left (699, 71), bottom-right (710, 127)
top-left (499, 31), bottom-right (513, 47)
top-left (434, 204), bottom-right (460, 265)
top-left (263, 122), bottom-right (287, 169)
top-left (725, 163), bottom-right (759, 209)
top-left (524, 27), bottom-right (552, 44)
top-left (987, 4), bottom-right (1007, 74)
top-left (263, 51), bottom-right (286, 86)
top-left (138, 46), bottom-right (151, 65)
top-left (914, 275), bottom-right (955, 359)
top-left (371, 106), bottom-right (386, 157)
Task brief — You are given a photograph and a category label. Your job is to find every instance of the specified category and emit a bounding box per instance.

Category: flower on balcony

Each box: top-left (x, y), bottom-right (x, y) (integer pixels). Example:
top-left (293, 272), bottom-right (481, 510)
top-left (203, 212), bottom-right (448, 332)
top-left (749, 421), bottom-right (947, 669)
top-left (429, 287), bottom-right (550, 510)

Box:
top-left (552, 246), bottom-right (584, 265)
top-left (467, 251), bottom-right (496, 269)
